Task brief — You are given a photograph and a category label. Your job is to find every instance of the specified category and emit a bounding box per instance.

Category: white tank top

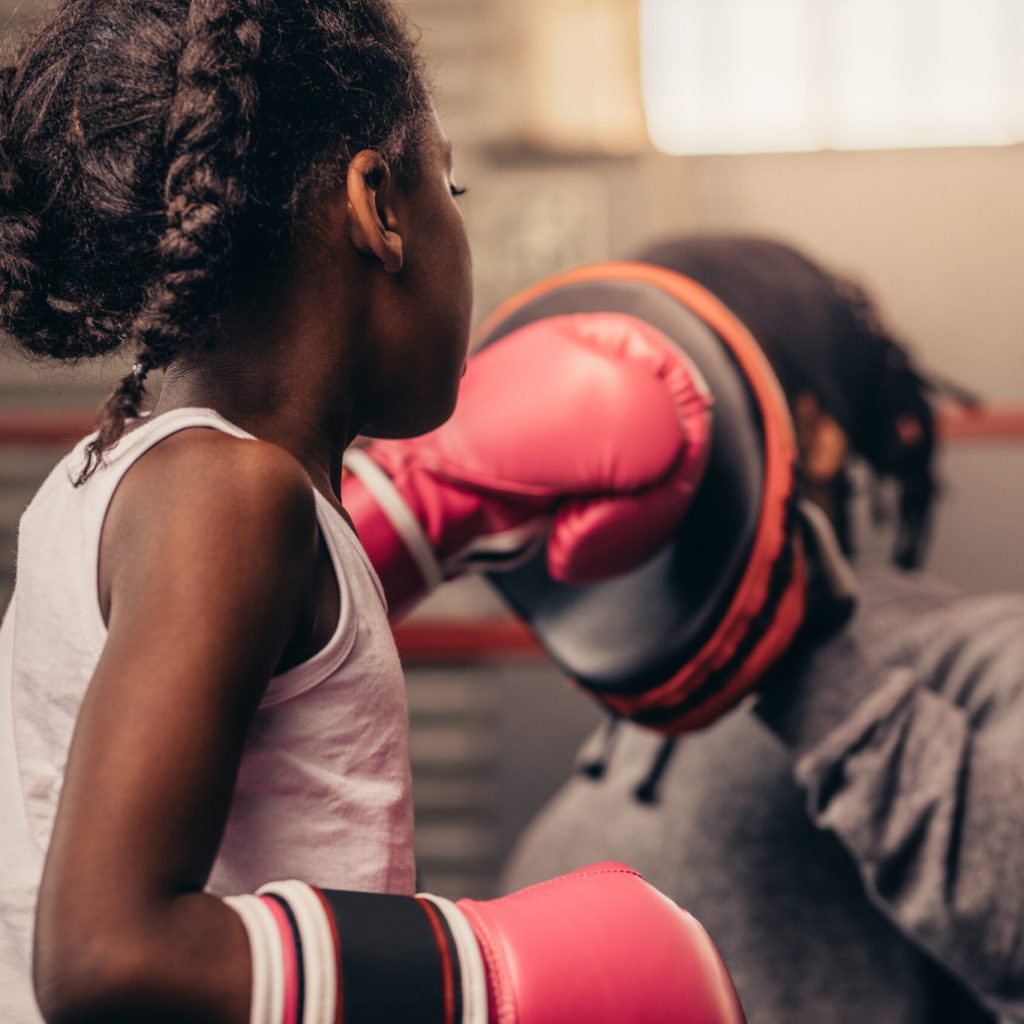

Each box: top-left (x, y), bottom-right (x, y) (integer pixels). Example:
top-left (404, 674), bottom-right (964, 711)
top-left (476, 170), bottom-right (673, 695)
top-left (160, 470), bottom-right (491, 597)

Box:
top-left (0, 408), bottom-right (414, 1023)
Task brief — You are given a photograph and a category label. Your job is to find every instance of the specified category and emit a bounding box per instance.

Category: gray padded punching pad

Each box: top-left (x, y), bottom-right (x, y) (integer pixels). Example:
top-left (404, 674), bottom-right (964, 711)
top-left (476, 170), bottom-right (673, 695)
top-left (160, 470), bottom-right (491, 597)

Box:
top-left (475, 277), bottom-right (766, 695)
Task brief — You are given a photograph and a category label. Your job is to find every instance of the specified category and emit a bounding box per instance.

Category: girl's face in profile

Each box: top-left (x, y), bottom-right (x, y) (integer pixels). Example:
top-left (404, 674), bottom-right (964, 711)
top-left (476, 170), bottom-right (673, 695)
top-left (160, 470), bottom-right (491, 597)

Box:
top-left (361, 110), bottom-right (474, 440)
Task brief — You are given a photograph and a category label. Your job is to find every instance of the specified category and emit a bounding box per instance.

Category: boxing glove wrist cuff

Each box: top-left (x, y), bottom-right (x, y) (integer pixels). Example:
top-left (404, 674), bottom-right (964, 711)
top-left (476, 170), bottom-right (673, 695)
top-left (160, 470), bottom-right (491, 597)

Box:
top-left (228, 864), bottom-right (746, 1024)
top-left (256, 880), bottom-right (341, 1024)
top-left (317, 887), bottom-right (455, 1024)
top-left (417, 894), bottom-right (488, 1024)
top-left (343, 449), bottom-right (442, 613)
top-left (224, 894), bottom-right (283, 1024)
top-left (232, 881), bottom-right (468, 1024)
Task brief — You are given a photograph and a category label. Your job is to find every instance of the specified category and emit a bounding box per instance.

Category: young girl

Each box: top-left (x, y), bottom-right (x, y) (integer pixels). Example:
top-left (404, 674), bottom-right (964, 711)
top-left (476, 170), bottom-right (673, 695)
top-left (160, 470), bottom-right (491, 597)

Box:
top-left (1, 0), bottom-right (470, 1019)
top-left (0, 3), bottom-right (744, 1023)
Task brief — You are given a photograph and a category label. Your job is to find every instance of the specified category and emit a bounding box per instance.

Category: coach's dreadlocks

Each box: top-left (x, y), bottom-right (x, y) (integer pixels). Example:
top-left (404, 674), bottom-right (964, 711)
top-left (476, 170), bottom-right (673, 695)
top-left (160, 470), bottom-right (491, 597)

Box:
top-left (634, 234), bottom-right (947, 569)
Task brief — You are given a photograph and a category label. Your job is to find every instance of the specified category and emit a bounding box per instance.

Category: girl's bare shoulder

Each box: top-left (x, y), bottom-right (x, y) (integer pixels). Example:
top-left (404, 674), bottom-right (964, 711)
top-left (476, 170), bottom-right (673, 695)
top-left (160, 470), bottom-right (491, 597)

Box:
top-left (100, 428), bottom-right (319, 630)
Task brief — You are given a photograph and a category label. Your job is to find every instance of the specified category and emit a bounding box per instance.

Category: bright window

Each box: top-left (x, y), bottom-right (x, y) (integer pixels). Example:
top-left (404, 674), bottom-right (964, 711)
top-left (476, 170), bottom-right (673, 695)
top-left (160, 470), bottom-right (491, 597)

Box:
top-left (641, 0), bottom-right (1024, 154)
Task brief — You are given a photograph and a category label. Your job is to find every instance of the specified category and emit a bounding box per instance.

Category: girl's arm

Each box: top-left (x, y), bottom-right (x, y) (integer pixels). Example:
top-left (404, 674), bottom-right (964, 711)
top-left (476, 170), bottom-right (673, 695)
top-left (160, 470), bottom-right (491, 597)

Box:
top-left (34, 430), bottom-right (319, 1024)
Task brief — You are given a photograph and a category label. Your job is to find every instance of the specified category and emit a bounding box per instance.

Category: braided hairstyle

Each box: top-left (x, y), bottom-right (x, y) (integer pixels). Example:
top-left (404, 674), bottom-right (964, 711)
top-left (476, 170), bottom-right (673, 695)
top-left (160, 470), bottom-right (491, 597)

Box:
top-left (633, 234), bottom-right (946, 569)
top-left (0, 0), bottom-right (430, 481)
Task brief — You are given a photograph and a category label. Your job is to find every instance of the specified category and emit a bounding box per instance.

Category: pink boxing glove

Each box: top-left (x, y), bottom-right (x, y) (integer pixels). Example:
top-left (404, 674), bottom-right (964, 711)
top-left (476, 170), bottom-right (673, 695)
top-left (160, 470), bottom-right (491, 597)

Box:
top-left (234, 862), bottom-right (743, 1024)
top-left (420, 861), bottom-right (745, 1024)
top-left (343, 312), bottom-right (712, 617)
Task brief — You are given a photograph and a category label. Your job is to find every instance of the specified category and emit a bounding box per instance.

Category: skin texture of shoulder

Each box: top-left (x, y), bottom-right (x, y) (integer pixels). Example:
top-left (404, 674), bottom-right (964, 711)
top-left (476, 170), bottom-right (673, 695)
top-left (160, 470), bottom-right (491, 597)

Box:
top-left (34, 428), bottom-right (320, 1022)
top-left (98, 427), bottom-right (320, 643)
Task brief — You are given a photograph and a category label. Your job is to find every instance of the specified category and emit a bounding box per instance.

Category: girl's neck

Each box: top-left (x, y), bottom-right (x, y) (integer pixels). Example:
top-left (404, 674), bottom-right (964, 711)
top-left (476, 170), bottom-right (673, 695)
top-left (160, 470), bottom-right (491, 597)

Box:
top-left (155, 242), bottom-right (376, 500)
top-left (155, 302), bottom-right (360, 501)
top-left (156, 366), bottom-right (352, 501)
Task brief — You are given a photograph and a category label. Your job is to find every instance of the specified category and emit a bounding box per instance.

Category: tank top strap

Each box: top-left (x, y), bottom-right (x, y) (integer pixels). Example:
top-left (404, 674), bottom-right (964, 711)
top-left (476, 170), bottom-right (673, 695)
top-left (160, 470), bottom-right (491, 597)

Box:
top-left (261, 488), bottom-right (362, 706)
top-left (110, 407), bottom-right (256, 454)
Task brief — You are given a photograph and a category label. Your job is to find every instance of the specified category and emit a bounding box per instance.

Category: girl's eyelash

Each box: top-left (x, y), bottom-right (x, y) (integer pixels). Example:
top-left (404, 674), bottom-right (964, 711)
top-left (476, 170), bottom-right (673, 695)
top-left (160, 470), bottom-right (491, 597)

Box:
top-left (450, 184), bottom-right (468, 197)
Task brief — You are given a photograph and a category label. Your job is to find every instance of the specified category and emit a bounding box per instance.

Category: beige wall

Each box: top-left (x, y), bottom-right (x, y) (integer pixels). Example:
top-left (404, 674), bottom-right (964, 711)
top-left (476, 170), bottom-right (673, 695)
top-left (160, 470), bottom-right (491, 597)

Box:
top-left (681, 145), bottom-right (1024, 402)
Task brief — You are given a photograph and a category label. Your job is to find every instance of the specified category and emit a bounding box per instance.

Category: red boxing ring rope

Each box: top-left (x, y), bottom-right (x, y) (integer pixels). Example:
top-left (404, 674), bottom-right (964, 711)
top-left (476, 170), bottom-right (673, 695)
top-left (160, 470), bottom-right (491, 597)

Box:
top-left (2, 406), bottom-right (1023, 449)
top-left (2, 405), bottom-right (1022, 660)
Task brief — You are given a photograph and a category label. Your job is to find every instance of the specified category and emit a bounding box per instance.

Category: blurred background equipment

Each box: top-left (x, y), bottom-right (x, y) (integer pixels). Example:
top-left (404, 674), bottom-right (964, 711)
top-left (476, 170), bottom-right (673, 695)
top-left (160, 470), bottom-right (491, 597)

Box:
top-left (2, 0), bottom-right (1022, 898)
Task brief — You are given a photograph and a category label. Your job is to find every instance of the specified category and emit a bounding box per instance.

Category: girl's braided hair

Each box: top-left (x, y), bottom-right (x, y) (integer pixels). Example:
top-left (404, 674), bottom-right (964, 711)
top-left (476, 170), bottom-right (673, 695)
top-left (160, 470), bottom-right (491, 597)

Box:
top-left (634, 234), bottom-right (951, 569)
top-left (0, 0), bottom-right (430, 481)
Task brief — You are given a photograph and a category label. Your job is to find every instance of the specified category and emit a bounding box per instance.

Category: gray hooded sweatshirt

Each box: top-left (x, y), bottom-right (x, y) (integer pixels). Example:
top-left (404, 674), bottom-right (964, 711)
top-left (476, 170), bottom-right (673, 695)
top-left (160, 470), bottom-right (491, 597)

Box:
top-left (501, 568), bottom-right (1024, 1023)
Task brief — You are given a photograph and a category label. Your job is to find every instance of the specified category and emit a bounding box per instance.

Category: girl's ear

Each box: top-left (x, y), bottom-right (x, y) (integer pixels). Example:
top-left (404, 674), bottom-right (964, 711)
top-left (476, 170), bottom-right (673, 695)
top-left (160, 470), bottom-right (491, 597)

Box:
top-left (346, 150), bottom-right (403, 274)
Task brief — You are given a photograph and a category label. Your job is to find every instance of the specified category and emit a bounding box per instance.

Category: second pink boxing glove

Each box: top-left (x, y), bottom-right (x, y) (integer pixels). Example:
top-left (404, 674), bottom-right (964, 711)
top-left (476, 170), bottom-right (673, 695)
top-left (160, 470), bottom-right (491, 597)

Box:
top-left (242, 862), bottom-right (745, 1023)
top-left (343, 311), bottom-right (712, 617)
top-left (418, 861), bottom-right (745, 1024)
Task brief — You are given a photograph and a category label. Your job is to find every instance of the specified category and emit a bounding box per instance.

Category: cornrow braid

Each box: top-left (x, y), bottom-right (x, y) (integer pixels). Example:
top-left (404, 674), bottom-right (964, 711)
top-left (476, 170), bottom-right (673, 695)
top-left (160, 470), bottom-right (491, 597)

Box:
top-left (0, 0), bottom-right (430, 483)
top-left (76, 354), bottom-right (157, 481)
top-left (79, 0), bottom-right (269, 479)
